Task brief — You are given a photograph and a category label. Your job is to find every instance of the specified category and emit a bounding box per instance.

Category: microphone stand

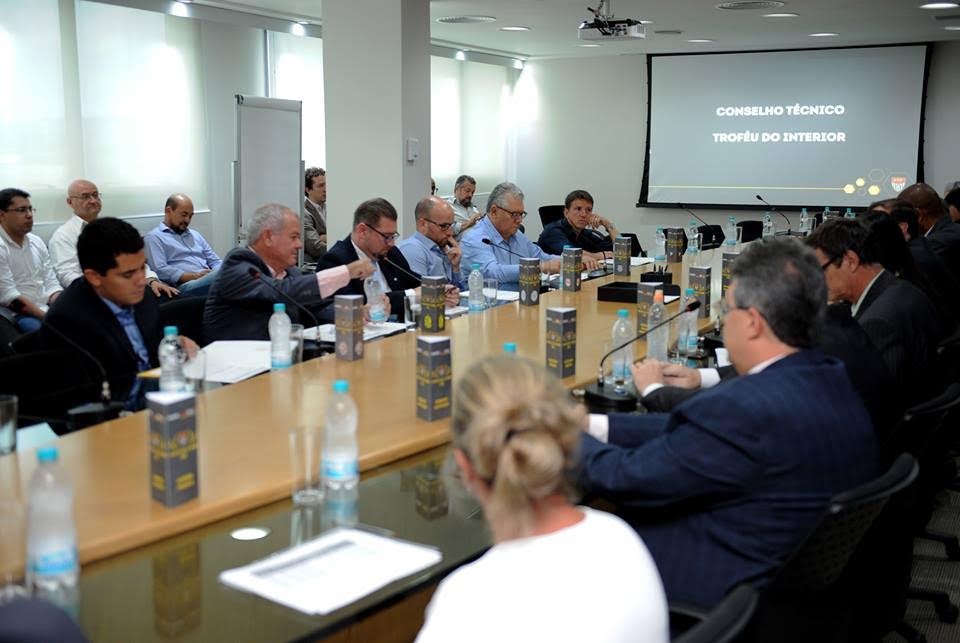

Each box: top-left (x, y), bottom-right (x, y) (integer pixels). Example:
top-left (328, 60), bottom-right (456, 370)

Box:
top-left (583, 301), bottom-right (701, 413)
top-left (755, 194), bottom-right (792, 233)
top-left (248, 268), bottom-right (327, 357)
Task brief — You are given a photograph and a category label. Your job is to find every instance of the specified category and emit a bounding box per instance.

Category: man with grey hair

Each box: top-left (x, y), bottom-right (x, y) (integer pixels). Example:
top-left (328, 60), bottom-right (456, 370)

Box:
top-left (460, 181), bottom-right (567, 283)
top-left (203, 203), bottom-right (372, 342)
top-left (447, 174), bottom-right (483, 239)
top-left (578, 238), bottom-right (877, 608)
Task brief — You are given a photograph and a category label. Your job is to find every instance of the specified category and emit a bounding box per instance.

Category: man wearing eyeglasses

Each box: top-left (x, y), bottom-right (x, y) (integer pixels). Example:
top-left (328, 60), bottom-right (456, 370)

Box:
top-left (321, 197), bottom-right (457, 320)
top-left (397, 196), bottom-right (465, 289)
top-left (0, 188), bottom-right (62, 332)
top-left (460, 182), bottom-right (568, 283)
top-left (48, 179), bottom-right (178, 298)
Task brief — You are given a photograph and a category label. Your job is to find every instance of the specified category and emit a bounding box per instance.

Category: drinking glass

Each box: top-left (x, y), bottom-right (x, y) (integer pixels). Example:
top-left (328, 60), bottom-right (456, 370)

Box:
top-left (289, 426), bottom-right (323, 506)
top-left (0, 395), bottom-right (15, 455)
top-left (483, 278), bottom-right (498, 309)
top-left (404, 294), bottom-right (421, 328)
top-left (290, 324), bottom-right (304, 364)
top-left (182, 351), bottom-right (206, 394)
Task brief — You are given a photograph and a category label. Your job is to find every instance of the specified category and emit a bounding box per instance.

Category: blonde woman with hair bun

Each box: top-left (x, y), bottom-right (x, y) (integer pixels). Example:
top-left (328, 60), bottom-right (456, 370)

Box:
top-left (416, 355), bottom-right (668, 643)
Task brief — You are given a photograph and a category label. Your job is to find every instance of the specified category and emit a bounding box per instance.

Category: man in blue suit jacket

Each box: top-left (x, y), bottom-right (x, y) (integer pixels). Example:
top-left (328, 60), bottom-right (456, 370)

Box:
top-left (579, 238), bottom-right (878, 608)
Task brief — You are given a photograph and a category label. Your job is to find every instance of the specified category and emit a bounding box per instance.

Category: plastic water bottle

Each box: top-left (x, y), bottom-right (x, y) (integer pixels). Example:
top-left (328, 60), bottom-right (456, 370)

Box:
top-left (654, 227), bottom-right (666, 261)
top-left (647, 289), bottom-right (669, 362)
top-left (468, 263), bottom-right (484, 312)
top-left (677, 288), bottom-right (693, 357)
top-left (611, 309), bottom-right (634, 392)
top-left (158, 325), bottom-right (185, 392)
top-left (724, 216), bottom-right (738, 246)
top-left (684, 289), bottom-right (700, 357)
top-left (762, 212), bottom-right (776, 238)
top-left (364, 277), bottom-right (387, 325)
top-left (844, 207), bottom-right (856, 219)
top-left (26, 447), bottom-right (78, 600)
top-left (324, 380), bottom-right (358, 491)
top-left (269, 303), bottom-right (292, 370)
top-left (799, 208), bottom-right (810, 235)
top-left (686, 220), bottom-right (700, 255)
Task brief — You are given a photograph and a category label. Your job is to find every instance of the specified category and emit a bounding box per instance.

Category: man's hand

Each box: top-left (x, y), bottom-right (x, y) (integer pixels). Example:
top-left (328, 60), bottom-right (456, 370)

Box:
top-left (463, 212), bottom-right (484, 231)
top-left (319, 233), bottom-right (327, 243)
top-left (149, 280), bottom-right (179, 298)
top-left (589, 214), bottom-right (618, 239)
top-left (541, 259), bottom-right (561, 274)
top-left (363, 294), bottom-right (391, 322)
top-left (582, 256), bottom-right (601, 271)
top-left (347, 258), bottom-right (375, 280)
top-left (47, 291), bottom-right (62, 305)
top-left (443, 285), bottom-right (461, 307)
top-left (661, 363), bottom-right (702, 389)
top-left (630, 359), bottom-right (665, 393)
top-left (445, 238), bottom-right (462, 267)
top-left (179, 270), bottom-right (211, 284)
top-left (178, 336), bottom-right (200, 358)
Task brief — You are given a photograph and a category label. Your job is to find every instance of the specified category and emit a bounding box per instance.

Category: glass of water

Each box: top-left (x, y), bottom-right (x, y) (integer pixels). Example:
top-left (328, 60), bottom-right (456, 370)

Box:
top-left (0, 395), bottom-right (16, 455)
top-left (483, 278), bottom-right (499, 309)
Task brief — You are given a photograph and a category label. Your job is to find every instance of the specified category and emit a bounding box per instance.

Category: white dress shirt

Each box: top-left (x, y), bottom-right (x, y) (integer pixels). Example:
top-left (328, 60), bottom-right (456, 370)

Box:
top-left (0, 227), bottom-right (61, 310)
top-left (48, 214), bottom-right (161, 287)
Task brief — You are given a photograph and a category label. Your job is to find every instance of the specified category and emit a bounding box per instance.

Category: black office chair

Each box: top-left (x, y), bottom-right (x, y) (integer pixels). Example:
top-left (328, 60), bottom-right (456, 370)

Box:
top-left (0, 310), bottom-right (20, 357)
top-left (751, 454), bottom-right (919, 643)
top-left (697, 224), bottom-right (725, 250)
top-left (936, 326), bottom-right (960, 384)
top-left (10, 329), bottom-right (43, 354)
top-left (671, 585), bottom-right (757, 643)
top-left (736, 221), bottom-right (763, 243)
top-left (159, 296), bottom-right (207, 346)
top-left (538, 204), bottom-right (564, 228)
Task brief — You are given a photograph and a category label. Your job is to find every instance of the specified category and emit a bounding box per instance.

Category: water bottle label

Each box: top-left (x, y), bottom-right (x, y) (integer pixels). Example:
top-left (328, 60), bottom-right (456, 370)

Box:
top-left (323, 458), bottom-right (358, 480)
top-left (271, 356), bottom-right (292, 369)
top-left (370, 308), bottom-right (387, 323)
top-left (31, 547), bottom-right (78, 576)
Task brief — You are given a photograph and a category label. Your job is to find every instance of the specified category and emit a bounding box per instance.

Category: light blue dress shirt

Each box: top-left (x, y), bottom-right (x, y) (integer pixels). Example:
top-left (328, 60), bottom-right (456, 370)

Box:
top-left (144, 223), bottom-right (222, 286)
top-left (397, 231), bottom-right (464, 288)
top-left (99, 296), bottom-right (150, 407)
top-left (460, 216), bottom-right (558, 283)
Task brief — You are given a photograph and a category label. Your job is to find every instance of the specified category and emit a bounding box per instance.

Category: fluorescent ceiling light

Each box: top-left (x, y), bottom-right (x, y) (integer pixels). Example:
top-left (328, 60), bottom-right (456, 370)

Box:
top-left (171, 2), bottom-right (190, 17)
top-left (919, 3), bottom-right (959, 9)
top-left (291, 23), bottom-right (305, 36)
top-left (231, 527), bottom-right (271, 541)
top-left (639, 20), bottom-right (654, 24)
top-left (763, 12), bottom-right (799, 17)
top-left (500, 26), bottom-right (530, 31)
top-left (688, 39), bottom-right (714, 43)
top-left (513, 59), bottom-right (524, 69)
top-left (809, 32), bottom-right (839, 37)
top-left (579, 44), bottom-right (601, 47)
top-left (945, 25), bottom-right (960, 30)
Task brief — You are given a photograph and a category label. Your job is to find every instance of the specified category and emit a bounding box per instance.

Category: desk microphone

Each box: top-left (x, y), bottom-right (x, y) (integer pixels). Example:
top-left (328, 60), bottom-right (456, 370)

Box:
top-left (583, 300), bottom-right (701, 413)
top-left (677, 203), bottom-right (709, 228)
top-left (248, 267), bottom-right (322, 330)
top-left (678, 203), bottom-right (724, 249)
top-left (379, 255), bottom-right (422, 285)
top-left (480, 238), bottom-right (535, 262)
top-left (755, 194), bottom-right (792, 233)
top-left (43, 320), bottom-right (125, 429)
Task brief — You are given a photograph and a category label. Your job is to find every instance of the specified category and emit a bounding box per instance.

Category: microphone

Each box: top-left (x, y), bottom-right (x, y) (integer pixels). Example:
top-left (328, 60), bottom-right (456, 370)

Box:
top-left (379, 255), bottom-right (422, 285)
top-left (678, 203), bottom-right (723, 249)
top-left (43, 320), bottom-right (125, 430)
top-left (481, 238), bottom-right (533, 261)
top-left (583, 300), bottom-right (702, 413)
top-left (678, 203), bottom-right (709, 228)
top-left (248, 267), bottom-right (322, 330)
top-left (755, 194), bottom-right (792, 233)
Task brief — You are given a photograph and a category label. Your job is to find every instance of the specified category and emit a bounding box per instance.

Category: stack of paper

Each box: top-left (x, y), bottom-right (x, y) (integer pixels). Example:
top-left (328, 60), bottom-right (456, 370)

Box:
top-left (219, 528), bottom-right (442, 614)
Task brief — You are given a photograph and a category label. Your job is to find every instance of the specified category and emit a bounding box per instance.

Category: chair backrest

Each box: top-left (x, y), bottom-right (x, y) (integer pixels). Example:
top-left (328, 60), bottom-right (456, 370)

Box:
top-left (0, 312), bottom-right (20, 358)
top-left (0, 350), bottom-right (102, 432)
top-left (936, 327), bottom-right (960, 384)
top-left (538, 204), bottom-right (564, 228)
top-left (10, 329), bottom-right (43, 355)
top-left (673, 585), bottom-right (758, 643)
top-left (698, 224), bottom-right (726, 250)
top-left (159, 296), bottom-right (207, 346)
top-left (884, 382), bottom-right (960, 466)
top-left (766, 453), bottom-right (918, 594)
top-left (736, 220), bottom-right (763, 243)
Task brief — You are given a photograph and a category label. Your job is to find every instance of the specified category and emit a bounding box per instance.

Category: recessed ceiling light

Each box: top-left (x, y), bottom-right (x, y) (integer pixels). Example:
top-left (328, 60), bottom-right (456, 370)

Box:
top-left (171, 1), bottom-right (190, 16)
top-left (455, 50), bottom-right (467, 60)
top-left (639, 20), bottom-right (654, 24)
top-left (291, 23), bottom-right (305, 36)
top-left (763, 12), bottom-right (799, 17)
top-left (688, 39), bottom-right (714, 43)
top-left (920, 3), bottom-right (960, 9)
top-left (296, 20), bottom-right (309, 25)
top-left (231, 527), bottom-right (271, 541)
top-left (500, 26), bottom-right (530, 31)
top-left (809, 32), bottom-right (839, 37)
top-left (579, 43), bottom-right (601, 47)
top-left (946, 25), bottom-right (960, 30)
top-left (513, 59), bottom-right (524, 70)
top-left (436, 16), bottom-right (497, 24)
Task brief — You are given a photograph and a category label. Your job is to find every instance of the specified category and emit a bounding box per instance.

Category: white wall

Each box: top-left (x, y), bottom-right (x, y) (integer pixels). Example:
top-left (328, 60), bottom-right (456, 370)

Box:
top-left (513, 42), bottom-right (960, 250)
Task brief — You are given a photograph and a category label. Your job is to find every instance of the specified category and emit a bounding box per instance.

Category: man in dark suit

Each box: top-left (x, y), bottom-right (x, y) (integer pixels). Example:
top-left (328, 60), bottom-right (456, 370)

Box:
top-left (42, 218), bottom-right (165, 408)
top-left (578, 238), bottom-right (877, 608)
top-left (302, 167), bottom-right (327, 271)
top-left (319, 197), bottom-right (458, 319)
top-left (901, 182), bottom-right (960, 281)
top-left (204, 203), bottom-right (373, 341)
top-left (807, 218), bottom-right (941, 407)
top-left (637, 302), bottom-right (899, 443)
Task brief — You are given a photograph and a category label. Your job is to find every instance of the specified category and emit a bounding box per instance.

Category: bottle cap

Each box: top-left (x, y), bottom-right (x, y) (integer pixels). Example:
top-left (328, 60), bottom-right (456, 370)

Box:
top-left (37, 447), bottom-right (58, 463)
top-left (654, 289), bottom-right (665, 303)
top-left (472, 263), bottom-right (481, 270)
top-left (503, 342), bottom-right (517, 353)
top-left (273, 303), bottom-right (286, 313)
top-left (163, 325), bottom-right (178, 337)
top-left (686, 287), bottom-right (695, 295)
top-left (617, 309), bottom-right (629, 318)
top-left (333, 379), bottom-right (349, 393)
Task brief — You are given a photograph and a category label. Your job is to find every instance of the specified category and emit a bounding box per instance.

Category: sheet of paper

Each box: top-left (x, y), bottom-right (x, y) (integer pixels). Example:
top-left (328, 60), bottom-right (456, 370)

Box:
top-left (16, 423), bottom-right (58, 451)
top-left (219, 527), bottom-right (442, 615)
top-left (495, 290), bottom-right (520, 301)
top-left (305, 322), bottom-right (408, 343)
top-left (201, 341), bottom-right (271, 383)
top-left (445, 305), bottom-right (469, 318)
top-left (602, 256), bottom-right (655, 267)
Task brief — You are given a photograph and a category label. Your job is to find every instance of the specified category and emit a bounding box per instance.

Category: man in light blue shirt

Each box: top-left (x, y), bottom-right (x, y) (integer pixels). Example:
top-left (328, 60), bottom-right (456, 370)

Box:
top-left (460, 182), bottom-right (562, 283)
top-left (398, 196), bottom-right (465, 289)
top-left (145, 194), bottom-right (222, 297)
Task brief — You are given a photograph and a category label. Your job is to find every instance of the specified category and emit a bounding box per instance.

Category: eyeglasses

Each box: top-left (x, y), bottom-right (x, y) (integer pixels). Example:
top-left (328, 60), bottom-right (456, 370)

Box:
top-left (367, 224), bottom-right (400, 243)
top-left (4, 206), bottom-right (35, 214)
top-left (719, 298), bottom-right (747, 317)
top-left (69, 191), bottom-right (101, 201)
top-left (423, 218), bottom-right (453, 231)
top-left (820, 255), bottom-right (841, 272)
top-left (495, 205), bottom-right (527, 222)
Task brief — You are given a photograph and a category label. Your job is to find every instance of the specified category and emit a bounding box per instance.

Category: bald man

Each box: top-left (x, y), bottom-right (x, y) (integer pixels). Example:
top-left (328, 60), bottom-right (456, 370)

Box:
top-left (397, 195), bottom-right (465, 289)
top-left (144, 193), bottom-right (222, 297)
top-left (48, 179), bottom-right (178, 297)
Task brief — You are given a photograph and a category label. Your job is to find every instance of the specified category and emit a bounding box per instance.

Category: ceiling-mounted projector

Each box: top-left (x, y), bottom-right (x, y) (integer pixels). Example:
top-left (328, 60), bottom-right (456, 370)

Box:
top-left (578, 0), bottom-right (647, 41)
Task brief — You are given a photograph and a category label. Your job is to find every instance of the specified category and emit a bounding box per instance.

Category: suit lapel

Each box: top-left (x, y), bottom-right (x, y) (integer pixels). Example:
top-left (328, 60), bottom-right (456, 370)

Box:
top-left (854, 271), bottom-right (892, 320)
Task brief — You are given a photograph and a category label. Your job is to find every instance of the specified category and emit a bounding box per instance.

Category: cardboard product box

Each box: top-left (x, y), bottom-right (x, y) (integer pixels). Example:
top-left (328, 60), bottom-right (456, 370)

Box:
top-left (334, 294), bottom-right (364, 361)
top-left (721, 252), bottom-right (738, 299)
top-left (148, 392), bottom-right (198, 508)
top-left (420, 275), bottom-right (447, 333)
top-left (561, 247), bottom-right (583, 292)
top-left (637, 283), bottom-right (658, 334)
top-left (613, 236), bottom-right (632, 276)
top-left (689, 266), bottom-right (712, 319)
top-left (545, 307), bottom-right (577, 379)
top-left (665, 228), bottom-right (684, 263)
top-left (416, 336), bottom-right (452, 421)
top-left (518, 257), bottom-right (540, 306)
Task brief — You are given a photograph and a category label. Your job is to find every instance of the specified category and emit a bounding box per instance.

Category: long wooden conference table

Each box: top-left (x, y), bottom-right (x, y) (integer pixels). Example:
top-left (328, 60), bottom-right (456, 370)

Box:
top-left (0, 249), bottom-right (727, 600)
